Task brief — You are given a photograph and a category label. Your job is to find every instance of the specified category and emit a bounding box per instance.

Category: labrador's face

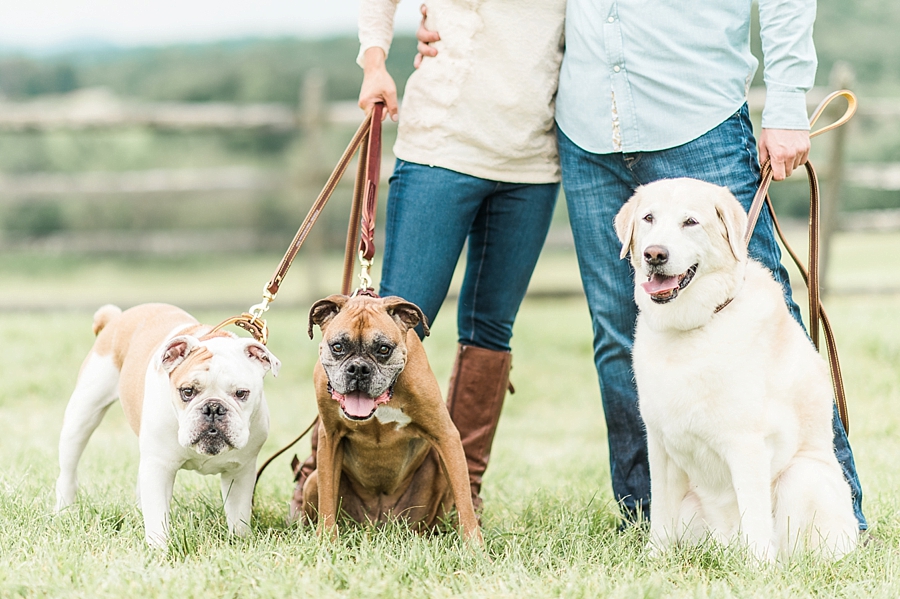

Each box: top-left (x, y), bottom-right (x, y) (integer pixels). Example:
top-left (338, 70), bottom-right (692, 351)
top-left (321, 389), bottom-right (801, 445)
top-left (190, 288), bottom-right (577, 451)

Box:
top-left (615, 178), bottom-right (748, 328)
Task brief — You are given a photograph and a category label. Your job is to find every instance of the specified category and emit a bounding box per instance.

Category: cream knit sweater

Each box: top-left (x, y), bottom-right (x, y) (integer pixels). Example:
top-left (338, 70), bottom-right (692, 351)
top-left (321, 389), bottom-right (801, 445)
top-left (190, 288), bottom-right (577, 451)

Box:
top-left (359, 0), bottom-right (566, 184)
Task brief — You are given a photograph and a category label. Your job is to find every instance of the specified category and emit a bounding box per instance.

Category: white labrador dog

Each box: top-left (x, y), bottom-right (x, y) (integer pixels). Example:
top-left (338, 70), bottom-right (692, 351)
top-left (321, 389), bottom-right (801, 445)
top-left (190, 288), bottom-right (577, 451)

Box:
top-left (614, 178), bottom-right (857, 560)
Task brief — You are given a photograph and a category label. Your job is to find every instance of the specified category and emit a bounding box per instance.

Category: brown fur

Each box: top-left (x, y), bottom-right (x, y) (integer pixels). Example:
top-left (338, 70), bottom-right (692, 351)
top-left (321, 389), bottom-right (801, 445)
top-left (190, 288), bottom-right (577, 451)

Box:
top-left (302, 295), bottom-right (482, 544)
top-left (90, 303), bottom-right (210, 435)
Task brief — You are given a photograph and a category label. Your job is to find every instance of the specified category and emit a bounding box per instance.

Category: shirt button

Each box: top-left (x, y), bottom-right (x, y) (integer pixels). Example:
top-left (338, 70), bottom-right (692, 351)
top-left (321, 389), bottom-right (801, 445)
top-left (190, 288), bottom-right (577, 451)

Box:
top-left (613, 65), bottom-right (621, 72)
top-left (608, 16), bottom-right (615, 23)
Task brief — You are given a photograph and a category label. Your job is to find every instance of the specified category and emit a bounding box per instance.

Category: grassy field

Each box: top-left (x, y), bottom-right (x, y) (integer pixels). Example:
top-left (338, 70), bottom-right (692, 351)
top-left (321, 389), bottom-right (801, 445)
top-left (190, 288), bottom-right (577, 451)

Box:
top-left (0, 239), bottom-right (899, 598)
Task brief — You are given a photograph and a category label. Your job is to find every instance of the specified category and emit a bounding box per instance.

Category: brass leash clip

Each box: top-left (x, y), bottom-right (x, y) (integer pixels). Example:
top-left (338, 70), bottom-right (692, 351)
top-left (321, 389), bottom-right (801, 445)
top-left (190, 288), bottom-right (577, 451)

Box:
top-left (352, 250), bottom-right (374, 297)
top-left (248, 288), bottom-right (276, 324)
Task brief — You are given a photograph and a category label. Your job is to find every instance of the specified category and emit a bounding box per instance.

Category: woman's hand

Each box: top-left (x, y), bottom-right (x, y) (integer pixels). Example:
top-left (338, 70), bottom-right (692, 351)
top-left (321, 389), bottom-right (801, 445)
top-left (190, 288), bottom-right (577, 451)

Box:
top-left (359, 47), bottom-right (399, 121)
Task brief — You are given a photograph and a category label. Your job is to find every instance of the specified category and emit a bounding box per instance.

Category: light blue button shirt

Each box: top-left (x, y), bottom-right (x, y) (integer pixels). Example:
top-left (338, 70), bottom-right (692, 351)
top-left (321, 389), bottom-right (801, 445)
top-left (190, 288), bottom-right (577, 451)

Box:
top-left (556, 0), bottom-right (817, 154)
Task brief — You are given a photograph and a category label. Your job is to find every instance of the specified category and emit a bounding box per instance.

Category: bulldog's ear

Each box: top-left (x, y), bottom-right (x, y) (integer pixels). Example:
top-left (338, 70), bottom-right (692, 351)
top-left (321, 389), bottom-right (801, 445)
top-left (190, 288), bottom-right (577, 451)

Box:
top-left (715, 188), bottom-right (749, 262)
top-left (381, 296), bottom-right (430, 337)
top-left (160, 335), bottom-right (199, 372)
top-left (245, 341), bottom-right (281, 377)
top-left (308, 294), bottom-right (349, 339)
top-left (614, 191), bottom-right (640, 260)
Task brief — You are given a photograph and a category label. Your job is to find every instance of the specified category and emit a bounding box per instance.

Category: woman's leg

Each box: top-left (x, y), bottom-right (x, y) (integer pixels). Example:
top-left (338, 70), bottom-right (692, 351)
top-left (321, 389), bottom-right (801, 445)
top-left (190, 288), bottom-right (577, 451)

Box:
top-left (448, 180), bottom-right (559, 510)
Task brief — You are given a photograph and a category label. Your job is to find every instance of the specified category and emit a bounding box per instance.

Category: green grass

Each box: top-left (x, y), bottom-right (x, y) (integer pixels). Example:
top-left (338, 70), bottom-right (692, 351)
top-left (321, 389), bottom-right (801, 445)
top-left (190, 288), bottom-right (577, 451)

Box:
top-left (0, 245), bottom-right (898, 597)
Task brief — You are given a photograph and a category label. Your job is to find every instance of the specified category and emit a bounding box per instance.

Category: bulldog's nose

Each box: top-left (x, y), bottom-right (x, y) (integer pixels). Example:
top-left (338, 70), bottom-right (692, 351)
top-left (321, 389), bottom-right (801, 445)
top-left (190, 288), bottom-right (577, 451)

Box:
top-left (346, 360), bottom-right (371, 379)
top-left (202, 401), bottom-right (227, 422)
top-left (644, 245), bottom-right (669, 266)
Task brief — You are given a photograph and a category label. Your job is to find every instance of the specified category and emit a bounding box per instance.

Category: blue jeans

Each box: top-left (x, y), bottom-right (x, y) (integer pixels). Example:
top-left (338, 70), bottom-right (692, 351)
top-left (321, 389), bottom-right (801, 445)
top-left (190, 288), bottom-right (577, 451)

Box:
top-left (379, 159), bottom-right (559, 351)
top-left (557, 104), bottom-right (866, 529)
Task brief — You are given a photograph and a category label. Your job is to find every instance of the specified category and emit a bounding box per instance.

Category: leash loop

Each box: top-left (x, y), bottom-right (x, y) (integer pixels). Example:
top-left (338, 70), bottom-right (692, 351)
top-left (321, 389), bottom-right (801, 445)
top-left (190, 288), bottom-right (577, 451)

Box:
top-left (809, 90), bottom-right (858, 139)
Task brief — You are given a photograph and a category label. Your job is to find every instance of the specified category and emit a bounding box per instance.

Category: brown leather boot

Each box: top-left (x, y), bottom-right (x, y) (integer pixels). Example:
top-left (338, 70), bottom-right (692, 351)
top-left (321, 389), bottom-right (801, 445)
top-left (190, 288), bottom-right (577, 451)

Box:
top-left (445, 344), bottom-right (512, 514)
top-left (289, 419), bottom-right (319, 521)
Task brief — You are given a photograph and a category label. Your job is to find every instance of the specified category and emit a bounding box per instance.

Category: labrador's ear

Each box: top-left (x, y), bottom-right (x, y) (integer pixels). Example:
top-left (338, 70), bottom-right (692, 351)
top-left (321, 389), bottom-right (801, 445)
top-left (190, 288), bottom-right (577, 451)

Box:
top-left (245, 341), bottom-right (281, 377)
top-left (715, 188), bottom-right (749, 262)
top-left (160, 335), bottom-right (200, 372)
top-left (381, 296), bottom-right (430, 337)
top-left (308, 295), bottom-right (349, 338)
top-left (614, 190), bottom-right (641, 260)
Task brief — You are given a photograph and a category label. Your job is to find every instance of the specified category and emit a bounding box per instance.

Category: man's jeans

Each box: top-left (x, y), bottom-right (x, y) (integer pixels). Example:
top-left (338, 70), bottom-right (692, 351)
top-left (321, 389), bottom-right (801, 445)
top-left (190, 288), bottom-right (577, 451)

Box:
top-left (379, 159), bottom-right (559, 351)
top-left (557, 104), bottom-right (867, 529)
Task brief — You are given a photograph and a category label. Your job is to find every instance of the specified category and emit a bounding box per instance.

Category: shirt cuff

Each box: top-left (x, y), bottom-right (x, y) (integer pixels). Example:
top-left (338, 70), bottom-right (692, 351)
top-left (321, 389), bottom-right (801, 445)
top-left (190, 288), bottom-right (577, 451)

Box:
top-left (761, 91), bottom-right (810, 130)
top-left (356, 43), bottom-right (391, 69)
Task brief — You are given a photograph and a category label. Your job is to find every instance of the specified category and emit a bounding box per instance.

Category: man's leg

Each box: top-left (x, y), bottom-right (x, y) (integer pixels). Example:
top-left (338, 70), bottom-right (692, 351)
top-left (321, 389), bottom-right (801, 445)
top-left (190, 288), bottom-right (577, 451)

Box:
top-left (630, 104), bottom-right (866, 530)
top-left (557, 126), bottom-right (651, 521)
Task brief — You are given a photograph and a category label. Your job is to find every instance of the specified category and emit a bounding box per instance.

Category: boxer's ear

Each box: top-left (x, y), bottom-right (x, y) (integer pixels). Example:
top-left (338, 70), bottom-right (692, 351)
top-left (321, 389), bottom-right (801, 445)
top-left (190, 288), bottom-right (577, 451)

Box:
top-left (308, 294), bottom-right (349, 338)
top-left (381, 296), bottom-right (430, 337)
top-left (245, 341), bottom-right (281, 377)
top-left (614, 190), bottom-right (640, 260)
top-left (715, 187), bottom-right (748, 262)
top-left (161, 335), bottom-right (199, 372)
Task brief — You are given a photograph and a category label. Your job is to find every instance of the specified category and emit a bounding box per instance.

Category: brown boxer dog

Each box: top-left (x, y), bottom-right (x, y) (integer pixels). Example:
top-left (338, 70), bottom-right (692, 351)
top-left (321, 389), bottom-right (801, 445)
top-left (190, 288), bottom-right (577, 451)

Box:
top-left (299, 294), bottom-right (482, 544)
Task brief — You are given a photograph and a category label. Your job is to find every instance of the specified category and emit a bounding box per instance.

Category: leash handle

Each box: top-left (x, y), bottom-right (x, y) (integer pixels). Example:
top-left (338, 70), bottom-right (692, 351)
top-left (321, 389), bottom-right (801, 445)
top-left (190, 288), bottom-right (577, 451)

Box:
top-left (744, 90), bottom-right (857, 245)
top-left (743, 89), bottom-right (856, 434)
top-left (809, 90), bottom-right (858, 139)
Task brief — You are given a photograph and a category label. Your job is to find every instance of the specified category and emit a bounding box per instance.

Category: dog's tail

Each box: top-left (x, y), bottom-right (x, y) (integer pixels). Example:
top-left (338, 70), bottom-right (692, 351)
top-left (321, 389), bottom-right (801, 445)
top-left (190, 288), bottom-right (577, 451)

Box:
top-left (92, 304), bottom-right (122, 336)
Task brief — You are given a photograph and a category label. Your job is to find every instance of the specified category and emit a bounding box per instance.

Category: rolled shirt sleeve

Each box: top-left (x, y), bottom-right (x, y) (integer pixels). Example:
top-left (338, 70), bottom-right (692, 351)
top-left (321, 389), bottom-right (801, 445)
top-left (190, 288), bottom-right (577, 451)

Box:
top-left (357, 0), bottom-right (401, 67)
top-left (758, 0), bottom-right (817, 130)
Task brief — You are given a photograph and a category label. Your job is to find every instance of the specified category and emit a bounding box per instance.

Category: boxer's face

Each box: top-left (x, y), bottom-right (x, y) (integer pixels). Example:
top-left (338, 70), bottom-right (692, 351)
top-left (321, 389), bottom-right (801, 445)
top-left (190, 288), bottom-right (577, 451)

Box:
top-left (309, 295), bottom-right (425, 422)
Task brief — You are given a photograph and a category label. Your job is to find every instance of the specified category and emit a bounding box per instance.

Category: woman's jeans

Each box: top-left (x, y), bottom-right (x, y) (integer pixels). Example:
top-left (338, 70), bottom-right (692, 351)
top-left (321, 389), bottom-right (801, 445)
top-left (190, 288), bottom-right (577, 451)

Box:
top-left (557, 104), bottom-right (867, 529)
top-left (378, 159), bottom-right (559, 352)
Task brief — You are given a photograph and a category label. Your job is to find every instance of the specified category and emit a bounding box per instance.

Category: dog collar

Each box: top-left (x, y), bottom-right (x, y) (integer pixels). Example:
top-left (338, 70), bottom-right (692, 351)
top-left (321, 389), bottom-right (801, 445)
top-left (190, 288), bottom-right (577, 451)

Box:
top-left (713, 297), bottom-right (734, 314)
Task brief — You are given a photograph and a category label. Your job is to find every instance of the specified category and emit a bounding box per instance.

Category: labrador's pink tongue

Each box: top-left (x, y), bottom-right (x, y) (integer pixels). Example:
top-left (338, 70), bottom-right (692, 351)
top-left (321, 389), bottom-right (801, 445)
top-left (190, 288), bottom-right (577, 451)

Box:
top-left (343, 391), bottom-right (376, 417)
top-left (641, 273), bottom-right (680, 294)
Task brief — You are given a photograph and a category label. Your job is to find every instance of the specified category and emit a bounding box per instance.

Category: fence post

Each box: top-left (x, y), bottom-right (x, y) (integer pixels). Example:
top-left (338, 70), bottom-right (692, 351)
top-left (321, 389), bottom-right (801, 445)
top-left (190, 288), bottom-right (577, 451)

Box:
top-left (820, 62), bottom-right (855, 293)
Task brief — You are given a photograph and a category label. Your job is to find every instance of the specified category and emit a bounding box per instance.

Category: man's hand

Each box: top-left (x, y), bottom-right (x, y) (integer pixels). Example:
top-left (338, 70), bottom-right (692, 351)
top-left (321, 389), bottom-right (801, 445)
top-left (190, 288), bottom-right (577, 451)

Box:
top-left (758, 129), bottom-right (810, 181)
top-left (359, 47), bottom-right (398, 121)
top-left (413, 4), bottom-right (440, 69)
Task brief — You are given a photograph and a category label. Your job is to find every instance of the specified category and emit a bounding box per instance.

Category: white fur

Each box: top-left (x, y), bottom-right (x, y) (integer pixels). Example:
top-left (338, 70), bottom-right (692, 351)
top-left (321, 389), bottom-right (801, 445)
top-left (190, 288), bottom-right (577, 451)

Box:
top-left (55, 319), bottom-right (277, 548)
top-left (616, 178), bottom-right (858, 561)
top-left (374, 405), bottom-right (412, 429)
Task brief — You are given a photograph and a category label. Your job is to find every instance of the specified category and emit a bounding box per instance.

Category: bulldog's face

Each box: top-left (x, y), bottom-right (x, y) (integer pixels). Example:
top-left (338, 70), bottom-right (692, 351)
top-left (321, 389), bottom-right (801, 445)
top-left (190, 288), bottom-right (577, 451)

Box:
top-left (159, 332), bottom-right (280, 455)
top-left (308, 294), bottom-right (428, 422)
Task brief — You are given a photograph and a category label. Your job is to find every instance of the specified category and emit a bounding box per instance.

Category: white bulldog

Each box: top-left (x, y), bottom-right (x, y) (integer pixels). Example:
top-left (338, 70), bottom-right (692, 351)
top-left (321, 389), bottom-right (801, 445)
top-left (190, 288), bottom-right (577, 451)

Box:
top-left (54, 303), bottom-right (279, 548)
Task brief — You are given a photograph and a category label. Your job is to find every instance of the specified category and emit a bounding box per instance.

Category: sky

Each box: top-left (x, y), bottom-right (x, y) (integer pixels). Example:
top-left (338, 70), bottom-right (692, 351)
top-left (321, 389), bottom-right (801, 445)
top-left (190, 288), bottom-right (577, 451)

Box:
top-left (0, 1), bottom-right (421, 51)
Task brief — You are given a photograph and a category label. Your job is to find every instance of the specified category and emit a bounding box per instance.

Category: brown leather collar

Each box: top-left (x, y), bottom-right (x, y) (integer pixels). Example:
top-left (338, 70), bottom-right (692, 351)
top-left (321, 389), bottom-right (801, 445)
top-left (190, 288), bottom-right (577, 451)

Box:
top-left (713, 297), bottom-right (734, 314)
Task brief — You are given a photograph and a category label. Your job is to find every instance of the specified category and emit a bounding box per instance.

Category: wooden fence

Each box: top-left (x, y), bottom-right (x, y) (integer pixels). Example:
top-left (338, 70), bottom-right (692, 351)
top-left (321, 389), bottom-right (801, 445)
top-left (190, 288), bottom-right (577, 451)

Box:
top-left (1, 67), bottom-right (898, 285)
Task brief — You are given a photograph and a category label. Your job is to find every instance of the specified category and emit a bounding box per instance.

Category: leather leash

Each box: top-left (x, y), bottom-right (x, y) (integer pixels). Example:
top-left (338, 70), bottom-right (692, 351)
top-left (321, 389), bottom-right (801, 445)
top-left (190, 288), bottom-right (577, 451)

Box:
top-left (202, 104), bottom-right (384, 490)
top-left (210, 102), bottom-right (385, 345)
top-left (743, 90), bottom-right (857, 434)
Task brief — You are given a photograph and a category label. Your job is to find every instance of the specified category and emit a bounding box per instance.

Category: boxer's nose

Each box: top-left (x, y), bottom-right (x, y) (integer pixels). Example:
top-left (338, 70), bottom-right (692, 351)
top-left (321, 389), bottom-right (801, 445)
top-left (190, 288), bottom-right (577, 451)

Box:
top-left (347, 360), bottom-right (371, 379)
top-left (202, 401), bottom-right (227, 422)
top-left (644, 245), bottom-right (669, 266)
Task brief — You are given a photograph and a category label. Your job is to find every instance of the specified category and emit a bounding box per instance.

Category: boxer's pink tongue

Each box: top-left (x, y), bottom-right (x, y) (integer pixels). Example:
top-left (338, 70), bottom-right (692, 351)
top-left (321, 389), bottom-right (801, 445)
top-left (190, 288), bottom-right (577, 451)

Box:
top-left (343, 391), bottom-right (376, 417)
top-left (641, 273), bottom-right (680, 294)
